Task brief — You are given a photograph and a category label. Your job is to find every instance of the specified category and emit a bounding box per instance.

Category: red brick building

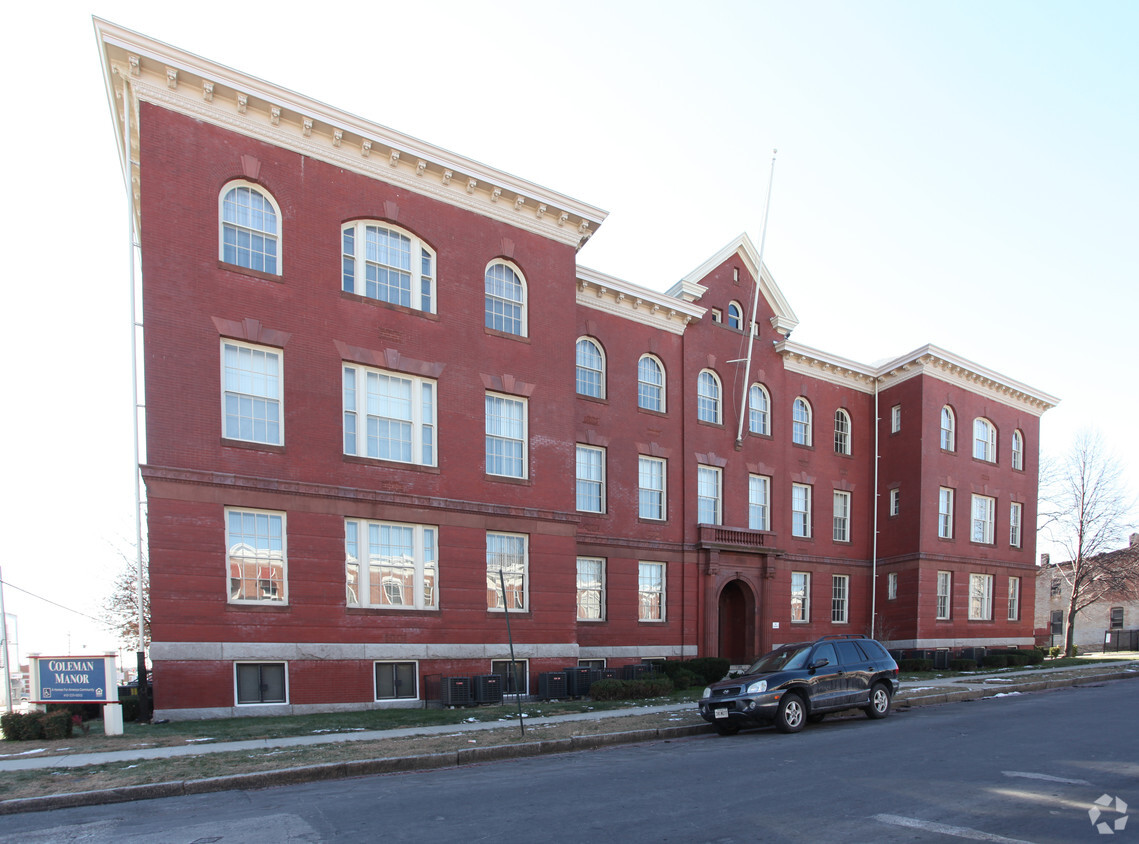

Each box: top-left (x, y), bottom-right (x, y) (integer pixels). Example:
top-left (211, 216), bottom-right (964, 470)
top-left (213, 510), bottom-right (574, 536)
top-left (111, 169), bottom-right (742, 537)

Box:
top-left (97, 22), bottom-right (1058, 718)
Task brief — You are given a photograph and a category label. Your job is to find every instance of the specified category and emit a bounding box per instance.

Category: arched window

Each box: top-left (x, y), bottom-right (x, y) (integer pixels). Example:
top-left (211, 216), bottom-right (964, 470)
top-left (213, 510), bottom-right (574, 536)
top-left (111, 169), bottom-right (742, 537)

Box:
top-left (697, 370), bottom-right (721, 424)
top-left (792, 398), bottom-right (812, 446)
top-left (342, 221), bottom-right (435, 312)
top-left (834, 409), bottom-right (851, 455)
top-left (1012, 429), bottom-right (1024, 470)
top-left (940, 406), bottom-right (956, 451)
top-left (748, 384), bottom-right (770, 435)
top-left (576, 338), bottom-right (605, 398)
top-left (220, 181), bottom-right (280, 274)
top-left (727, 301), bottom-right (744, 330)
top-left (485, 261), bottom-right (527, 336)
top-left (637, 355), bottom-right (665, 412)
top-left (973, 418), bottom-right (996, 462)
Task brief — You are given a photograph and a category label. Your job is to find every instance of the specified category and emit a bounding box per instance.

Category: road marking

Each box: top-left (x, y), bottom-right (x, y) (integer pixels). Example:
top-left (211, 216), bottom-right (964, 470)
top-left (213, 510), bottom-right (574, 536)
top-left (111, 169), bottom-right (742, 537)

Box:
top-left (1002, 770), bottom-right (1091, 785)
top-left (874, 813), bottom-right (1037, 843)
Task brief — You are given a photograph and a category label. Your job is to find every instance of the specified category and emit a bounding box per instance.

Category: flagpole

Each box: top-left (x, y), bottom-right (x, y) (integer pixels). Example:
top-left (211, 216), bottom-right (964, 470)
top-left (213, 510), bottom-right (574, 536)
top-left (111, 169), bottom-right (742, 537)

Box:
top-left (736, 150), bottom-right (778, 448)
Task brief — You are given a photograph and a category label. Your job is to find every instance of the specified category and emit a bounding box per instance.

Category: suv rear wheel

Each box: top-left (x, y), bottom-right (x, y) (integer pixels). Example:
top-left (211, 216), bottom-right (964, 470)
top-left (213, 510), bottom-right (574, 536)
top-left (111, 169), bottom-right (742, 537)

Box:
top-left (865, 682), bottom-right (891, 719)
top-left (775, 692), bottom-right (806, 733)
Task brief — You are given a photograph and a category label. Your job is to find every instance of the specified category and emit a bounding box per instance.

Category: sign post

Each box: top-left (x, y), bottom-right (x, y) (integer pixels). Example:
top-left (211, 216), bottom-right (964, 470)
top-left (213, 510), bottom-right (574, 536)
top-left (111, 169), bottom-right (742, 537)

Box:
top-left (29, 655), bottom-right (121, 736)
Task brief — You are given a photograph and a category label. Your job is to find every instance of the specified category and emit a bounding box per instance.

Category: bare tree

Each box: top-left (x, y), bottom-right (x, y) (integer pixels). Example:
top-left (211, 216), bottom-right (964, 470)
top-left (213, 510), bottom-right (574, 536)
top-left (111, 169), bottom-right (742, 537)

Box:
top-left (103, 553), bottom-right (151, 651)
top-left (1040, 430), bottom-right (1138, 655)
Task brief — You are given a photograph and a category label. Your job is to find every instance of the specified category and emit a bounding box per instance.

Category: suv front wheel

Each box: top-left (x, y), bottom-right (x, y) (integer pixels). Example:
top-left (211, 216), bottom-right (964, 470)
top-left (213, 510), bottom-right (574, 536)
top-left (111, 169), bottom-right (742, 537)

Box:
top-left (775, 692), bottom-right (806, 733)
top-left (865, 682), bottom-right (892, 719)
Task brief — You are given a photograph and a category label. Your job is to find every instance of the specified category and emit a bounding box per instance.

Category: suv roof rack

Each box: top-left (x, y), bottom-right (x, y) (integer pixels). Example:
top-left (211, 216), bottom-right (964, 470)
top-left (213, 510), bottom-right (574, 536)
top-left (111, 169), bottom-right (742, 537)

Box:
top-left (817, 634), bottom-right (869, 641)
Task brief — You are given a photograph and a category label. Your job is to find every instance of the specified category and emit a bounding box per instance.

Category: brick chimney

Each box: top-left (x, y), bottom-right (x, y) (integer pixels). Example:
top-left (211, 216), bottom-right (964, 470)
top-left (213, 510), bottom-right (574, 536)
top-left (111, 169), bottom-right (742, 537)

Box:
top-left (1131, 533), bottom-right (1138, 547)
top-left (1040, 553), bottom-right (1050, 565)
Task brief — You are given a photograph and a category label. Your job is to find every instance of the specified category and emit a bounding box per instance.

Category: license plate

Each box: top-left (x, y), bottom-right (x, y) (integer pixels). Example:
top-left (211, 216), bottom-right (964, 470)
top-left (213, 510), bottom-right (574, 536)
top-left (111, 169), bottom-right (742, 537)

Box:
top-left (714, 707), bottom-right (728, 719)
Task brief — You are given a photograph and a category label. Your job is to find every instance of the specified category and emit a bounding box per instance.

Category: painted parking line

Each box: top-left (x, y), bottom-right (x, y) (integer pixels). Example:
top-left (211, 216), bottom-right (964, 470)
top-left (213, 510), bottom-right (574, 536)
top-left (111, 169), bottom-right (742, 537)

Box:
top-left (873, 813), bottom-right (1036, 843)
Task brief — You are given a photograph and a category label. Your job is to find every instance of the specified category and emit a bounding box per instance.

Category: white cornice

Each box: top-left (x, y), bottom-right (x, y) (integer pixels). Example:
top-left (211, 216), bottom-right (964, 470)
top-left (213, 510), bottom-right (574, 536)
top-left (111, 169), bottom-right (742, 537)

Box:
top-left (94, 18), bottom-right (607, 250)
top-left (775, 340), bottom-right (1059, 415)
top-left (577, 267), bottom-right (705, 335)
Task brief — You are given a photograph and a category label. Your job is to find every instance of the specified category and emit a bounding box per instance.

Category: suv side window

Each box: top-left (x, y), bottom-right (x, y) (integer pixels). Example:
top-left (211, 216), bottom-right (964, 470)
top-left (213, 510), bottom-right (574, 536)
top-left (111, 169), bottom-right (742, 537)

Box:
top-left (834, 641), bottom-right (864, 665)
top-left (812, 643), bottom-right (838, 667)
top-left (855, 639), bottom-right (887, 660)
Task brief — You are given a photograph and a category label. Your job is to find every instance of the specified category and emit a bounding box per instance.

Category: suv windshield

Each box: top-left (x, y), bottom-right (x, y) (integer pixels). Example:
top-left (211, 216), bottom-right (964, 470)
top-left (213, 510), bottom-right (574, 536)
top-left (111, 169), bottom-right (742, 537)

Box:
top-left (747, 644), bottom-right (812, 674)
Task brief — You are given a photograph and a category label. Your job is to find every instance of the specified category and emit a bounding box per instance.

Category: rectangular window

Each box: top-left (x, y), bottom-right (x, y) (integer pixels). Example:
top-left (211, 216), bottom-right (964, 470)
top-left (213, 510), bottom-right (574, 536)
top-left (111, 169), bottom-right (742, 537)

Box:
top-left (491, 659), bottom-right (528, 695)
top-left (748, 475), bottom-right (771, 531)
top-left (345, 520), bottom-right (438, 609)
top-left (832, 575), bottom-right (849, 623)
top-left (939, 487), bottom-right (955, 539)
top-left (972, 495), bottom-right (995, 544)
top-left (1007, 577), bottom-right (1020, 621)
top-left (1050, 577), bottom-right (1062, 597)
top-left (969, 573), bottom-right (994, 620)
top-left (575, 445), bottom-right (606, 513)
top-left (222, 340), bottom-right (282, 445)
top-left (1050, 609), bottom-right (1063, 635)
top-left (487, 532), bottom-right (528, 611)
top-left (697, 465), bottom-right (722, 525)
top-left (889, 488), bottom-right (901, 517)
top-left (833, 490), bottom-right (851, 542)
top-left (791, 572), bottom-right (810, 622)
top-left (638, 562), bottom-right (665, 621)
top-left (792, 483), bottom-right (812, 538)
top-left (1110, 607), bottom-right (1124, 629)
top-left (375, 661), bottom-right (418, 700)
top-left (235, 662), bottom-right (287, 705)
top-left (1009, 502), bottom-right (1023, 548)
top-left (937, 571), bottom-right (952, 620)
top-left (638, 456), bottom-right (667, 520)
top-left (576, 557), bottom-right (605, 621)
top-left (485, 393), bottom-right (527, 478)
top-left (343, 365), bottom-right (436, 465)
top-left (887, 572), bottom-right (898, 600)
top-left (890, 404), bottom-right (901, 433)
top-left (227, 509), bottom-right (286, 604)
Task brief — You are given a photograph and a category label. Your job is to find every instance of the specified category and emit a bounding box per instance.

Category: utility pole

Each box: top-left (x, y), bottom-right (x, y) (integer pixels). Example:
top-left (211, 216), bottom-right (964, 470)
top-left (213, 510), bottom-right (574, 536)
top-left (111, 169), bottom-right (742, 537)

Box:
top-left (0, 569), bottom-right (11, 713)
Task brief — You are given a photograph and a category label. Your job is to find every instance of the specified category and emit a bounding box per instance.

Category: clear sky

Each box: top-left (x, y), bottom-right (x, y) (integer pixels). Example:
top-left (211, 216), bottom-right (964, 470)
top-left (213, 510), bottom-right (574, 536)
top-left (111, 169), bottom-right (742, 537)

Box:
top-left (2, 1), bottom-right (1136, 665)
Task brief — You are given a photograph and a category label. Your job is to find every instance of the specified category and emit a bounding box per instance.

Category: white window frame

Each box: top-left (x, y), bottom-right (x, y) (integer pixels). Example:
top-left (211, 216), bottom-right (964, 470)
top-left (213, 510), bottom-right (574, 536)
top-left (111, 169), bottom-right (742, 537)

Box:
top-left (576, 557), bottom-right (606, 621)
top-left (222, 340), bottom-right (283, 446)
top-left (1012, 429), bottom-right (1024, 470)
top-left (889, 488), bottom-right (901, 517)
top-left (638, 456), bottom-right (667, 521)
top-left (727, 301), bottom-right (744, 330)
top-left (748, 474), bottom-right (771, 531)
top-left (936, 571), bottom-right (952, 620)
top-left (887, 572), bottom-right (898, 600)
top-left (345, 519), bottom-right (439, 610)
top-left (969, 573), bottom-right (994, 620)
top-left (235, 661), bottom-right (288, 706)
top-left (638, 561), bottom-right (666, 622)
top-left (834, 409), bottom-right (851, 455)
top-left (972, 494), bottom-right (995, 544)
top-left (831, 574), bottom-right (849, 623)
top-left (343, 364), bottom-right (436, 466)
top-left (792, 483), bottom-right (812, 538)
top-left (219, 180), bottom-right (280, 275)
top-left (697, 465), bottom-right (722, 525)
top-left (1009, 501), bottom-right (1023, 548)
top-left (1007, 577), bottom-right (1021, 621)
top-left (792, 398), bottom-right (812, 446)
top-left (748, 384), bottom-right (770, 435)
top-left (374, 661), bottom-right (419, 701)
top-left (697, 370), bottom-right (722, 424)
top-left (791, 571), bottom-right (810, 622)
top-left (485, 393), bottom-right (528, 478)
top-left (939, 487), bottom-right (955, 539)
top-left (941, 405), bottom-right (956, 451)
top-left (341, 220), bottom-right (435, 312)
top-left (833, 490), bottom-right (851, 542)
top-left (973, 418), bottom-right (997, 462)
top-left (637, 355), bottom-right (666, 412)
top-left (890, 404), bottom-right (902, 433)
top-left (226, 508), bottom-right (287, 605)
top-left (484, 260), bottom-right (527, 336)
top-left (486, 532), bottom-right (528, 612)
top-left (575, 337), bottom-right (606, 399)
top-left (575, 445), bottom-right (606, 513)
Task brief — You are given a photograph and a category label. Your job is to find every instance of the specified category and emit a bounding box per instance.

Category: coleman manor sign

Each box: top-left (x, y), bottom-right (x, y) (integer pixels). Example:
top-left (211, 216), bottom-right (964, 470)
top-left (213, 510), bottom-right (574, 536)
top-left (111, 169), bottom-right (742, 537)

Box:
top-left (30, 655), bottom-right (117, 703)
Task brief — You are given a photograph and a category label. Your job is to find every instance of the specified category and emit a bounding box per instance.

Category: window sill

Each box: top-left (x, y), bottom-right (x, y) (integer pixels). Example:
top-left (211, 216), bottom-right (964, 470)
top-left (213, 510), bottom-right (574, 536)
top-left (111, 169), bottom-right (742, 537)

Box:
top-left (226, 601), bottom-right (290, 610)
top-left (485, 474), bottom-right (531, 485)
top-left (221, 438), bottom-right (285, 454)
top-left (791, 442), bottom-right (814, 450)
top-left (346, 606), bottom-right (439, 614)
top-left (637, 406), bottom-right (669, 417)
top-left (697, 419), bottom-right (725, 428)
top-left (576, 394), bottom-right (608, 405)
top-left (217, 261), bottom-right (282, 283)
top-left (484, 327), bottom-right (530, 343)
top-left (339, 289), bottom-right (439, 320)
top-left (343, 454), bottom-right (440, 474)
top-left (637, 517), bottom-right (668, 525)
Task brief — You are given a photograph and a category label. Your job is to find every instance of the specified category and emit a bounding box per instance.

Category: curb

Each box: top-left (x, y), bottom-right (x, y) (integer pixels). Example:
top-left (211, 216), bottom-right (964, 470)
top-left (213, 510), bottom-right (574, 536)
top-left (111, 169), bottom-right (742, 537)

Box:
top-left (2, 671), bottom-right (1135, 816)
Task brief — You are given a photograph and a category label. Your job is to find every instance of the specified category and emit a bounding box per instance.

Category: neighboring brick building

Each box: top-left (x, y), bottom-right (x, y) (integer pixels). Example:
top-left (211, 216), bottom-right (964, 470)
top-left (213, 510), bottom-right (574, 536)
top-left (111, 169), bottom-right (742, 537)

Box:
top-left (97, 22), bottom-right (1059, 719)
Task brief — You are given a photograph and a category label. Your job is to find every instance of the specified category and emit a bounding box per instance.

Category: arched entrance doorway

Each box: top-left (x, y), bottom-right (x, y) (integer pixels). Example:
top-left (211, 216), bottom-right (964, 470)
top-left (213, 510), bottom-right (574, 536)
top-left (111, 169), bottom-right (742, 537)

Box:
top-left (717, 580), bottom-right (755, 664)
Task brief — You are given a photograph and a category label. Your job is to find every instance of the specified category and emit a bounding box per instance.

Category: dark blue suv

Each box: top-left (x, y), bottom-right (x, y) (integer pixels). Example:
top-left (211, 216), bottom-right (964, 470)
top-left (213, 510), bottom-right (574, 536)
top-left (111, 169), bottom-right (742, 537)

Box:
top-left (698, 634), bottom-right (900, 735)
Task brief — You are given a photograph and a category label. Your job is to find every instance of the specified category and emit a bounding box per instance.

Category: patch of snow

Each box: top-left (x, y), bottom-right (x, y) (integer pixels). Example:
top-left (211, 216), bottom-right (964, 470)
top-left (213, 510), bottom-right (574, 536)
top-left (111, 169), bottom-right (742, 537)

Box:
top-left (990, 692), bottom-right (1023, 698)
top-left (122, 764), bottom-right (138, 769)
top-left (184, 738), bottom-right (215, 743)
